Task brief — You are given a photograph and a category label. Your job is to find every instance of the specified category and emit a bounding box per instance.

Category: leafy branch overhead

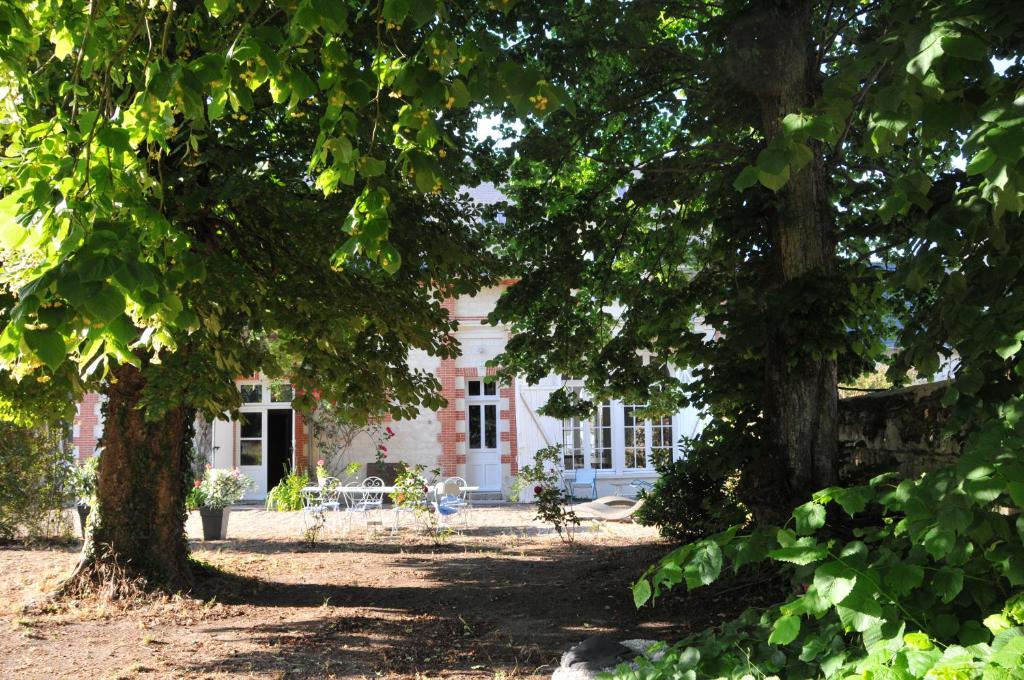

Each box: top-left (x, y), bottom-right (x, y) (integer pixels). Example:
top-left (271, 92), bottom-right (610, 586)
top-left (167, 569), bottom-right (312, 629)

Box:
top-left (0, 0), bottom-right (563, 396)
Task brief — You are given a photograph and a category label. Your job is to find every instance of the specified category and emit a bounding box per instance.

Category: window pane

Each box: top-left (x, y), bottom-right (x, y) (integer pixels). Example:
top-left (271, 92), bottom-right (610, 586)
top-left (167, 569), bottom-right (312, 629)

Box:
top-left (484, 404), bottom-right (497, 449)
top-left (469, 405), bottom-right (481, 449)
top-left (483, 381), bottom-right (496, 396)
top-left (240, 384), bottom-right (262, 403)
top-left (240, 440), bottom-right (262, 466)
top-left (562, 417), bottom-right (584, 470)
top-left (270, 384), bottom-right (294, 403)
top-left (624, 404), bottom-right (646, 469)
top-left (591, 402), bottom-right (613, 469)
top-left (468, 380), bottom-right (481, 396)
top-left (240, 412), bottom-right (262, 438)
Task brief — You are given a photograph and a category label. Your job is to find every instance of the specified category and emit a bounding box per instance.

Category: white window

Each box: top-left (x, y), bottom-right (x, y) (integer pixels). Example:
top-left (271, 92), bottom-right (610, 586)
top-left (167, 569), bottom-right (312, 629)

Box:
top-left (466, 379), bottom-right (498, 450)
top-left (558, 378), bottom-right (675, 474)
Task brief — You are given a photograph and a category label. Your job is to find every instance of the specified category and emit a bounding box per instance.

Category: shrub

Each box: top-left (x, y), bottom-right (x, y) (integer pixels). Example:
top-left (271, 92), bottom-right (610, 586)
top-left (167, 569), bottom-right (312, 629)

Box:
top-left (635, 454), bottom-right (747, 543)
top-left (265, 469), bottom-right (311, 511)
top-left (518, 446), bottom-right (579, 543)
top-left (0, 421), bottom-right (75, 542)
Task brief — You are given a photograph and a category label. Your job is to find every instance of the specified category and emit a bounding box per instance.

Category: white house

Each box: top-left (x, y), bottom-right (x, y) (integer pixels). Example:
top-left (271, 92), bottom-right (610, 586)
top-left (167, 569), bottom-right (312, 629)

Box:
top-left (71, 282), bottom-right (706, 501)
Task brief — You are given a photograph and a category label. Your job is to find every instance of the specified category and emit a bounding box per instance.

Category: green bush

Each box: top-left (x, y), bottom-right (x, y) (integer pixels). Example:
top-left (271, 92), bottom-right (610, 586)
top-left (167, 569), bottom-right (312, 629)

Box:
top-left (627, 417), bottom-right (1024, 679)
top-left (635, 454), bottom-right (748, 543)
top-left (265, 469), bottom-right (310, 511)
top-left (0, 421), bottom-right (75, 542)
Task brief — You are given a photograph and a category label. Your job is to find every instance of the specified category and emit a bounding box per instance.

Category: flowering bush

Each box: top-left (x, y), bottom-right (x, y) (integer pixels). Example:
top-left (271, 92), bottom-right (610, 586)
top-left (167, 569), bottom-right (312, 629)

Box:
top-left (518, 446), bottom-right (579, 543)
top-left (375, 425), bottom-right (396, 465)
top-left (315, 458), bottom-right (329, 480)
top-left (194, 466), bottom-right (254, 510)
top-left (185, 478), bottom-right (204, 511)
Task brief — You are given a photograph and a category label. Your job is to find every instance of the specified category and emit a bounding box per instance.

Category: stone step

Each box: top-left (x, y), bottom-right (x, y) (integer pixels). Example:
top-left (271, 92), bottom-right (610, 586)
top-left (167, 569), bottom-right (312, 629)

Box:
top-left (466, 492), bottom-right (505, 503)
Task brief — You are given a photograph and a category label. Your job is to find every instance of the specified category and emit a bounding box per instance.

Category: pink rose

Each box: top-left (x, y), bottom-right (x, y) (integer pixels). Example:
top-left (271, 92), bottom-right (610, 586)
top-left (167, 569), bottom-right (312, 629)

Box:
top-left (193, 479), bottom-right (202, 488)
top-left (317, 459), bottom-right (325, 467)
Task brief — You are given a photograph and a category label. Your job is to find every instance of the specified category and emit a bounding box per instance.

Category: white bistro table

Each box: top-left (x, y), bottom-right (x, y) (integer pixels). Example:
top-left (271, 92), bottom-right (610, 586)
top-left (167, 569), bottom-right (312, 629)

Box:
top-left (299, 483), bottom-right (479, 532)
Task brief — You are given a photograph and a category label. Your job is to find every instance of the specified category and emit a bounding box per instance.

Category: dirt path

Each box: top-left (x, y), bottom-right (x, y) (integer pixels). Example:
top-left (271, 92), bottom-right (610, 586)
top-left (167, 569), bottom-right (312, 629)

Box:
top-left (0, 507), bottom-right (761, 679)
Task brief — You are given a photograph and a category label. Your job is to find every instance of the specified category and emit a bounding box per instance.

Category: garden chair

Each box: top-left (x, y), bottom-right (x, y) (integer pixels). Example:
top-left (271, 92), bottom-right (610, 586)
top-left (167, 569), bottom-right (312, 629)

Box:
top-left (437, 476), bottom-right (471, 527)
top-left (568, 467), bottom-right (598, 501)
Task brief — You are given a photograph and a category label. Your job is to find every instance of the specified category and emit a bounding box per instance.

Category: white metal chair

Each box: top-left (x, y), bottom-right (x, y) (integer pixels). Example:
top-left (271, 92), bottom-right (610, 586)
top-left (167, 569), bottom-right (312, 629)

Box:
top-left (437, 476), bottom-right (471, 527)
top-left (569, 468), bottom-right (598, 500)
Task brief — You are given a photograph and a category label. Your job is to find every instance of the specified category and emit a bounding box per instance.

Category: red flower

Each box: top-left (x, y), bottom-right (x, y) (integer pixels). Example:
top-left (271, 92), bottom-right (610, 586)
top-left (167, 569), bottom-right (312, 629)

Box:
top-left (534, 485), bottom-right (543, 495)
top-left (378, 445), bottom-right (388, 452)
top-left (193, 479), bottom-right (202, 488)
top-left (422, 485), bottom-right (429, 493)
top-left (385, 426), bottom-right (394, 436)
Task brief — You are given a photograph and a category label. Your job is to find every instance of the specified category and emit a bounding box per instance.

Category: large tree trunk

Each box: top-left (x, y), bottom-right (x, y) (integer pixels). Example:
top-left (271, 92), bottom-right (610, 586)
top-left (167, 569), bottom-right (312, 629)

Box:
top-left (729, 0), bottom-right (839, 522)
top-left (59, 362), bottom-right (194, 597)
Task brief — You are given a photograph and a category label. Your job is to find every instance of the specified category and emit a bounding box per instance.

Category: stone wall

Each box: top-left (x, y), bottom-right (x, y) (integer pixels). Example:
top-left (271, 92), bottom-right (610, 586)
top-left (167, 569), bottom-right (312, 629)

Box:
top-left (838, 381), bottom-right (961, 481)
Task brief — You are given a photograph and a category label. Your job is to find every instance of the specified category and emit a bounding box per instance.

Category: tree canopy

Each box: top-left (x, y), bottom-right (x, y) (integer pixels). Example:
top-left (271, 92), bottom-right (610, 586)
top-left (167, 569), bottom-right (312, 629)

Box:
top-left (487, 0), bottom-right (1024, 514)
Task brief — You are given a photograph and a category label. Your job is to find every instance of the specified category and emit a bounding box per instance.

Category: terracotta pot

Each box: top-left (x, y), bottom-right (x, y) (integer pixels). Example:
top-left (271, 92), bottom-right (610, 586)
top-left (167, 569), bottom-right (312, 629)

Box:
top-left (199, 507), bottom-right (231, 540)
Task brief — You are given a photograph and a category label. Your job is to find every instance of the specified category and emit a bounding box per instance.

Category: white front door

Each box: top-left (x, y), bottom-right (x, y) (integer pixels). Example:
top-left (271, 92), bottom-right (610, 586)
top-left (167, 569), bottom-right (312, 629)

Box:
top-left (238, 410), bottom-right (266, 500)
top-left (465, 379), bottom-right (501, 491)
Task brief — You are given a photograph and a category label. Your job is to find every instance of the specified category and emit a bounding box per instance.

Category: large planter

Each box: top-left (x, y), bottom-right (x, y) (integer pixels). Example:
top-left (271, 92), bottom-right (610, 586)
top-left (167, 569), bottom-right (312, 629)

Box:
top-left (199, 506), bottom-right (231, 540)
top-left (76, 503), bottom-right (90, 539)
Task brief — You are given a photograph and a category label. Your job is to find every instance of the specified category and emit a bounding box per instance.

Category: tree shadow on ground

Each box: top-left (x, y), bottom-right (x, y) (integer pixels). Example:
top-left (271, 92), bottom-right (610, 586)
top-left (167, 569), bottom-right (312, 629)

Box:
top-left (184, 540), bottom-right (784, 679)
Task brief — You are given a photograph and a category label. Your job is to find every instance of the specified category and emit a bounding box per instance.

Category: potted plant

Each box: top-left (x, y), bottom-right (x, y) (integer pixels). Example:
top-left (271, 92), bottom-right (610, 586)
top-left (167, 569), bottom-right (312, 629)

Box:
top-left (191, 466), bottom-right (254, 540)
top-left (315, 458), bottom-right (329, 486)
top-left (69, 455), bottom-right (100, 538)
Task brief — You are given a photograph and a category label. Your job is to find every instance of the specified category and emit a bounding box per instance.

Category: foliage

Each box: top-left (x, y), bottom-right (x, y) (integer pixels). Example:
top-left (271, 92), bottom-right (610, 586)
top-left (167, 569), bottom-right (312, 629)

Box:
top-left (185, 480), bottom-right (204, 512)
top-left (67, 454), bottom-right (100, 505)
top-left (628, 415), bottom-right (1024, 679)
top-left (518, 446), bottom-right (579, 544)
top-left (310, 401), bottom-right (397, 474)
top-left (391, 462), bottom-right (449, 544)
top-left (195, 467), bottom-right (254, 510)
top-left (264, 469), bottom-right (310, 512)
top-left (0, 420), bottom-right (75, 541)
top-left (0, 0), bottom-right (553, 424)
top-left (486, 0), bottom-right (1024, 517)
top-left (635, 450), bottom-right (748, 543)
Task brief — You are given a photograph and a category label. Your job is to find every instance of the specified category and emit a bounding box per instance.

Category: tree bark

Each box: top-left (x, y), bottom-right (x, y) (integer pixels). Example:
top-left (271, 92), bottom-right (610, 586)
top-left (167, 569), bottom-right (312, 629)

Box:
top-left (729, 0), bottom-right (839, 522)
top-left (58, 362), bottom-right (194, 597)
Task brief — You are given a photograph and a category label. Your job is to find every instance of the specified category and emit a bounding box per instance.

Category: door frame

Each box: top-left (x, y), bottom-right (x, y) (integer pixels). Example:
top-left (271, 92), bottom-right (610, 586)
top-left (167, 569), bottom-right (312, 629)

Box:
top-left (236, 378), bottom-right (296, 500)
top-left (465, 378), bottom-right (501, 491)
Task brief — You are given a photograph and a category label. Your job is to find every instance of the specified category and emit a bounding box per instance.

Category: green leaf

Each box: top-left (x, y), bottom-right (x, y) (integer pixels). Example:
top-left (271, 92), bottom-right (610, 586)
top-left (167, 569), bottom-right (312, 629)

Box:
top-left (691, 539), bottom-right (723, 586)
top-left (813, 561), bottom-right (857, 605)
top-left (907, 26), bottom-right (950, 78)
top-left (205, 0), bottom-right (231, 17)
top-left (757, 166), bottom-right (790, 192)
top-left (904, 631), bottom-right (933, 650)
top-left (768, 615), bottom-right (801, 646)
top-left (940, 33), bottom-right (988, 61)
top-left (24, 328), bottom-right (66, 371)
top-left (832, 486), bottom-right (872, 516)
top-left (377, 241), bottom-right (402, 274)
top-left (50, 28), bottom-right (74, 60)
top-left (835, 587), bottom-right (883, 632)
top-left (885, 562), bottom-right (924, 597)
top-left (933, 567), bottom-right (964, 603)
top-left (96, 126), bottom-right (132, 155)
top-left (793, 501), bottom-right (826, 535)
top-left (966, 147), bottom-right (997, 175)
top-left (733, 165), bottom-right (759, 192)
top-left (633, 578), bottom-right (652, 608)
top-left (769, 544), bottom-right (827, 565)
top-left (360, 156), bottom-right (387, 178)
top-left (85, 286), bottom-right (127, 324)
